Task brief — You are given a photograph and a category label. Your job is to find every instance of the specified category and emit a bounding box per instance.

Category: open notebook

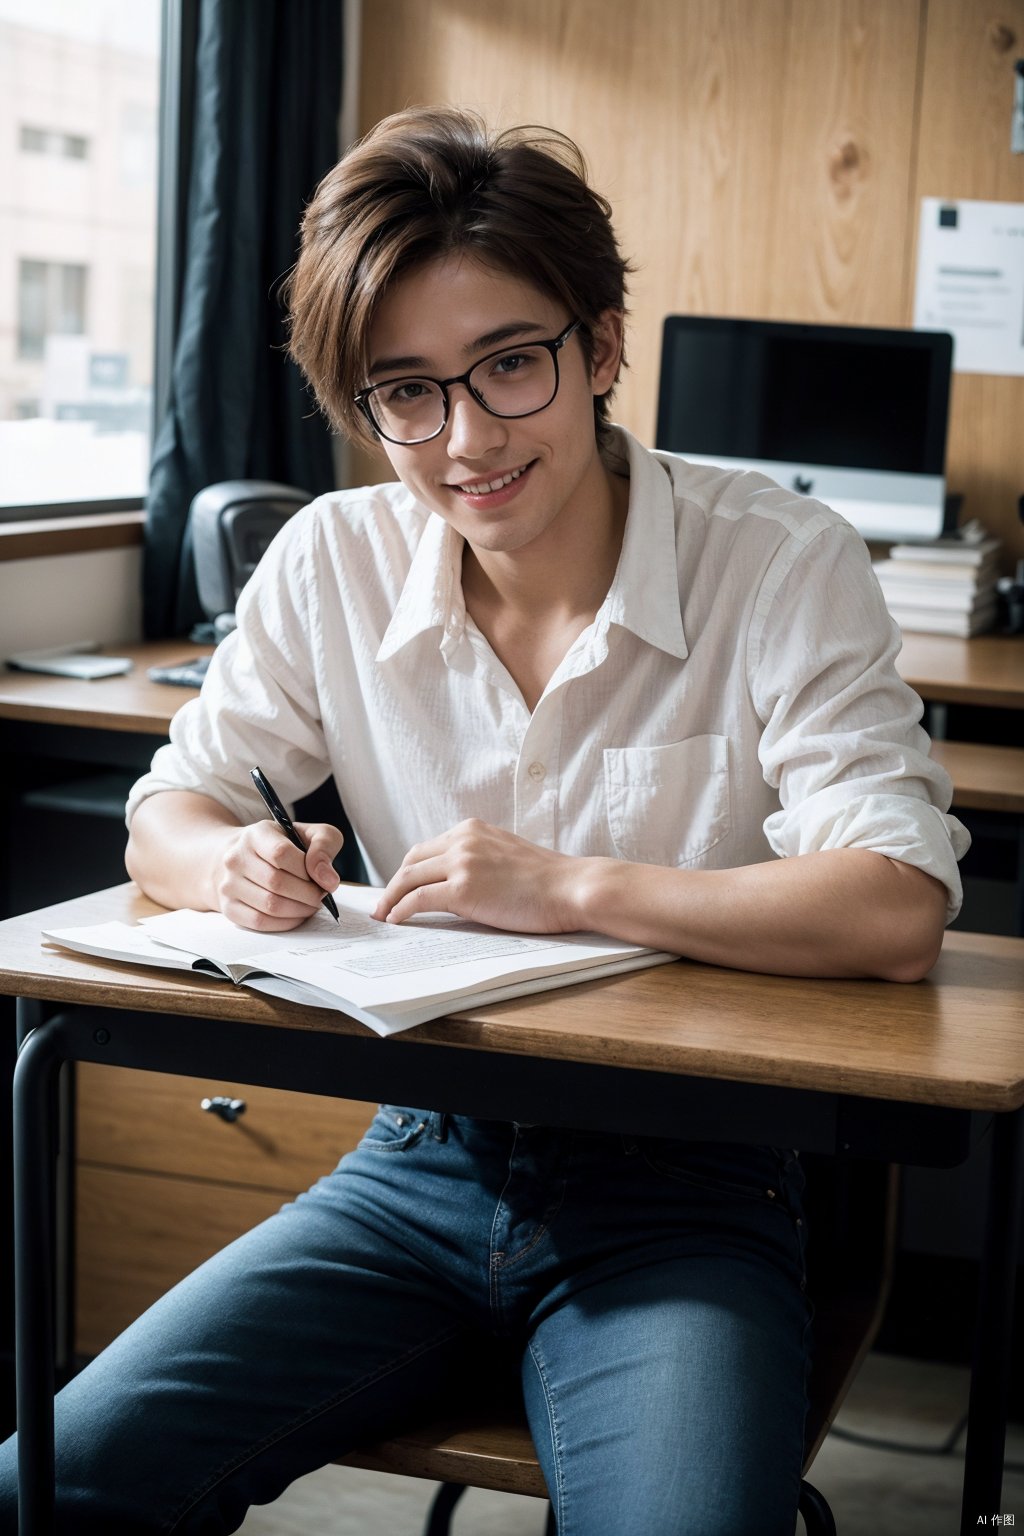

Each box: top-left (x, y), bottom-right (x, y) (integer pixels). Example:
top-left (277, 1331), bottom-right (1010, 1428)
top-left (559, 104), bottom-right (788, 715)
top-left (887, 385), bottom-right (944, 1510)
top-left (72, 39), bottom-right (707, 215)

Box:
top-left (44, 884), bottom-right (677, 1037)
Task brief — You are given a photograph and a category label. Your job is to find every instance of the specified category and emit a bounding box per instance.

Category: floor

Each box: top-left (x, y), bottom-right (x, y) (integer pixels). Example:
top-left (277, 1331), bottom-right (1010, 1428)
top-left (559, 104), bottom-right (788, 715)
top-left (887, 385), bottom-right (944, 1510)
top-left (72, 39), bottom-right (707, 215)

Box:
top-left (238, 1351), bottom-right (1024, 1534)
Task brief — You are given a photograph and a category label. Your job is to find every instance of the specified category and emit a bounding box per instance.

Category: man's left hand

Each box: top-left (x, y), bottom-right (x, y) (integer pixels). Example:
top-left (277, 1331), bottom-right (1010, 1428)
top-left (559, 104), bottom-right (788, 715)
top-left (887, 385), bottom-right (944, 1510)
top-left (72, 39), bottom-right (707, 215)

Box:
top-left (372, 818), bottom-right (586, 932)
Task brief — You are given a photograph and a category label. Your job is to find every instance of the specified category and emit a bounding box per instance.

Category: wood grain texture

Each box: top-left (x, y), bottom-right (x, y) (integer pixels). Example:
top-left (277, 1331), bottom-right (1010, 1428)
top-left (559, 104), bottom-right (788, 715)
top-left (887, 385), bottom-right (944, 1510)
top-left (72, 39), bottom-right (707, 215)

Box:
top-left (913, 0), bottom-right (1024, 562)
top-left (77, 1063), bottom-right (373, 1192)
top-left (339, 1412), bottom-right (548, 1498)
top-left (930, 738), bottom-right (1024, 812)
top-left (358, 0), bottom-right (1024, 565)
top-left (895, 631), bottom-right (1024, 707)
top-left (359, 0), bottom-right (919, 458)
top-left (4, 882), bottom-right (1023, 1111)
top-left (0, 640), bottom-right (209, 732)
top-left (75, 1164), bottom-right (286, 1355)
top-left (766, 0), bottom-right (922, 326)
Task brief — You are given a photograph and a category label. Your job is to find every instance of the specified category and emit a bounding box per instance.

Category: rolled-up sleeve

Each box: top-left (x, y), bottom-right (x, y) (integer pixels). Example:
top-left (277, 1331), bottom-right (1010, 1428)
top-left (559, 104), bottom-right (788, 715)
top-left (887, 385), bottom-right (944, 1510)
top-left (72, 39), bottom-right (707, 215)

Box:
top-left (749, 522), bottom-right (970, 921)
top-left (126, 510), bottom-right (332, 828)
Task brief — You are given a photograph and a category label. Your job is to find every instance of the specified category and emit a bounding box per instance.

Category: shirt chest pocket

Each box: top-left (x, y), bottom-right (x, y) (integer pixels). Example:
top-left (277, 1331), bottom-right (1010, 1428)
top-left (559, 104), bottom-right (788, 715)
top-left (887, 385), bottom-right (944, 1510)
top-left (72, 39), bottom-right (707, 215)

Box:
top-left (603, 735), bottom-right (731, 867)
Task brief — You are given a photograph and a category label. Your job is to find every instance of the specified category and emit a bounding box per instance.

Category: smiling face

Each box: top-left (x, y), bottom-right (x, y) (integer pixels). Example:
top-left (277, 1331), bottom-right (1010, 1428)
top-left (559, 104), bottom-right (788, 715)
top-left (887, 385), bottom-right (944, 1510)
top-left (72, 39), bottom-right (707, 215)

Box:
top-left (364, 254), bottom-right (623, 561)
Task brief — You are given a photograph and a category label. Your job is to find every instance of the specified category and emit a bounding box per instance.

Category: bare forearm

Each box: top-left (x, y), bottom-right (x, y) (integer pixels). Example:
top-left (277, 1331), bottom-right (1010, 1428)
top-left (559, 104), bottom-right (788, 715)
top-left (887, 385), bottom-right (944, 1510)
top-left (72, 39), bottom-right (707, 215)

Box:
top-left (574, 848), bottom-right (948, 982)
top-left (125, 791), bottom-right (241, 911)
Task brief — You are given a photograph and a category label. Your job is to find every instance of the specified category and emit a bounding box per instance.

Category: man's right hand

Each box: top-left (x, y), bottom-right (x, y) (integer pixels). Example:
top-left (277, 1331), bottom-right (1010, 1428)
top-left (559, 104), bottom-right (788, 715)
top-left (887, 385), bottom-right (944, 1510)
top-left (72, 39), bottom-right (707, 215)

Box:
top-left (126, 792), bottom-right (344, 932)
top-left (213, 820), bottom-right (344, 931)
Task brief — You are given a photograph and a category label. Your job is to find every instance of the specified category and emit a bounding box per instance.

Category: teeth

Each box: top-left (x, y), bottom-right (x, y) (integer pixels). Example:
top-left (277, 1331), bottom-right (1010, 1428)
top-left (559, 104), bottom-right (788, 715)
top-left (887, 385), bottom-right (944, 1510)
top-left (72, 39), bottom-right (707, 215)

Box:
top-left (462, 466), bottom-right (525, 495)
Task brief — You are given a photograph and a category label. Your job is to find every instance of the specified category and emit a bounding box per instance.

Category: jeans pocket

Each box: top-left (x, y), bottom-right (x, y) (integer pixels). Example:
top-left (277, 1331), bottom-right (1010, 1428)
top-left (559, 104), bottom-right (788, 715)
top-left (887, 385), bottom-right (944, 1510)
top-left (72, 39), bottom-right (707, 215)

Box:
top-left (639, 1138), bottom-right (789, 1206)
top-left (357, 1105), bottom-right (431, 1153)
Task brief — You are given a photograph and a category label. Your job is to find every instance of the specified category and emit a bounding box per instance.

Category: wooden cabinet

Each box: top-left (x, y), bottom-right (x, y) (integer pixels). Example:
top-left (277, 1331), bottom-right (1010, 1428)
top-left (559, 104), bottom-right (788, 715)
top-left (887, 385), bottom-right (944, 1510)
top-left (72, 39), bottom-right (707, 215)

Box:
top-left (75, 1063), bottom-right (374, 1356)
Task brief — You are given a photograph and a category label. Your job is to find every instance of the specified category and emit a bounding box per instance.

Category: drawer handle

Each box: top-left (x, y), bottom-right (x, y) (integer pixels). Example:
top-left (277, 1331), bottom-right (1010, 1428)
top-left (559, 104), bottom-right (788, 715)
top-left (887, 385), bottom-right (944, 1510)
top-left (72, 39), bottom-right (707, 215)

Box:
top-left (201, 1095), bottom-right (247, 1123)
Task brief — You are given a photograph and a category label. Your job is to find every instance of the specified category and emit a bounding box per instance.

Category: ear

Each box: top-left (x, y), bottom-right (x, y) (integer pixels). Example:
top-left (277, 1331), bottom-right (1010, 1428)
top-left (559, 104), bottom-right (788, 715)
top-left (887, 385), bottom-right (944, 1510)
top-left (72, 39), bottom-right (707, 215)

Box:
top-left (589, 309), bottom-right (624, 397)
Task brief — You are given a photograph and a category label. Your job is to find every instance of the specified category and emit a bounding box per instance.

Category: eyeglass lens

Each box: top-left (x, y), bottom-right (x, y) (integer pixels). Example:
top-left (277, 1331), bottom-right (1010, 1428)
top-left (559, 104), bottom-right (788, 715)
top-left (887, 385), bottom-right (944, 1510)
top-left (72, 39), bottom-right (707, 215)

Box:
top-left (367, 343), bottom-right (559, 443)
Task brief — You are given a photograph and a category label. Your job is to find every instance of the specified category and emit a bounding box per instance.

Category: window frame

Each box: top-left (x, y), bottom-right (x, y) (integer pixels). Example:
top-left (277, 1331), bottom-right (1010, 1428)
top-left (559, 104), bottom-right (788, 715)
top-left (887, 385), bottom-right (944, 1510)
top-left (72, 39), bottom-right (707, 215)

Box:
top-left (0, 0), bottom-right (193, 525)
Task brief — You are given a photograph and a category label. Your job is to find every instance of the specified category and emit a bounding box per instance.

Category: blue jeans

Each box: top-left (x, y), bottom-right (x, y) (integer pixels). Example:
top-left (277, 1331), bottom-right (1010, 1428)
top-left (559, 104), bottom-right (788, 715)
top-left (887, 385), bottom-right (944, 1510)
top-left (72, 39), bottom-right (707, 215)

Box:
top-left (0, 1111), bottom-right (812, 1535)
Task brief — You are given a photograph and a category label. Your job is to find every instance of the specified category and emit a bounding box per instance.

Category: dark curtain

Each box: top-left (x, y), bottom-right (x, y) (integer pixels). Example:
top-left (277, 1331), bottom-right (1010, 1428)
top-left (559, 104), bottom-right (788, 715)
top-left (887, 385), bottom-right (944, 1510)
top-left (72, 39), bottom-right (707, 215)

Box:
top-left (143, 0), bottom-right (342, 638)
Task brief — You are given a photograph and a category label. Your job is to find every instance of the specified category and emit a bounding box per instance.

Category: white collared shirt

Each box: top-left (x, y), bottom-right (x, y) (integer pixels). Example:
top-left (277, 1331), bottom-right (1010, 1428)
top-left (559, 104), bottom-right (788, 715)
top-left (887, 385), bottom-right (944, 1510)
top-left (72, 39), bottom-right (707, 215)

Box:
top-left (128, 427), bottom-right (968, 917)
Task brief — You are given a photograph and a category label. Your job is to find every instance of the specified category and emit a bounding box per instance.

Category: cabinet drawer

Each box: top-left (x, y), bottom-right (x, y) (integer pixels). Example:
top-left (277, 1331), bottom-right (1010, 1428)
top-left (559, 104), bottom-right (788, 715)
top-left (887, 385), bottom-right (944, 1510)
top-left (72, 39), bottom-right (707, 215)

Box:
top-left (76, 1164), bottom-right (287, 1355)
top-left (77, 1063), bottom-right (374, 1194)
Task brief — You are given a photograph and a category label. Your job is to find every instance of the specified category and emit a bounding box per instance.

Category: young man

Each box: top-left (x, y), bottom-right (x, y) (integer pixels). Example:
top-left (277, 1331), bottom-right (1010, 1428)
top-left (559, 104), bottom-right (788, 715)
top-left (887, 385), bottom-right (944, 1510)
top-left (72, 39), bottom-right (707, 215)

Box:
top-left (0, 107), bottom-right (966, 1535)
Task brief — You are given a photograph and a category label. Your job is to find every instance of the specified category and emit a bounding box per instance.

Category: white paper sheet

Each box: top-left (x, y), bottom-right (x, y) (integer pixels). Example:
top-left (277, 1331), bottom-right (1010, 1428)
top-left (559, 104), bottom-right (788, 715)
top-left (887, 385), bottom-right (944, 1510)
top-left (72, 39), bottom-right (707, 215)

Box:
top-left (45, 887), bottom-right (678, 1035)
top-left (914, 197), bottom-right (1024, 375)
top-left (141, 888), bottom-right (668, 1016)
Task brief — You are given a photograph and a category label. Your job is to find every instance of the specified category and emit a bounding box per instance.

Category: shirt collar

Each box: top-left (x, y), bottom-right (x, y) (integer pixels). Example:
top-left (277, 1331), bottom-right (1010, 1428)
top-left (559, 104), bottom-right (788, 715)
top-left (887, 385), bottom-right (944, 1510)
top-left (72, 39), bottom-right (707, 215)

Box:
top-left (376, 424), bottom-right (688, 665)
top-left (376, 510), bottom-right (465, 662)
top-left (598, 427), bottom-right (688, 661)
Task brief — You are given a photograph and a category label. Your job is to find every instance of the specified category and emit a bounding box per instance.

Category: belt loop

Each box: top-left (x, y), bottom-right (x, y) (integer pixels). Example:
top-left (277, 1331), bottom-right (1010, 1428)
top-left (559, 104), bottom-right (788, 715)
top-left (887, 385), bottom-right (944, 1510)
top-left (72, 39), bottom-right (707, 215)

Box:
top-left (432, 1112), bottom-right (449, 1142)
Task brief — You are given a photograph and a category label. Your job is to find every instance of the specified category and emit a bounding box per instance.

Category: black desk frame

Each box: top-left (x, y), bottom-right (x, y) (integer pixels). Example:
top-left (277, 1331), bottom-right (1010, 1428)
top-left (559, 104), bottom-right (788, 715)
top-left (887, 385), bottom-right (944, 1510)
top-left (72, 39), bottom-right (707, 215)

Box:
top-left (13, 994), bottom-right (1024, 1536)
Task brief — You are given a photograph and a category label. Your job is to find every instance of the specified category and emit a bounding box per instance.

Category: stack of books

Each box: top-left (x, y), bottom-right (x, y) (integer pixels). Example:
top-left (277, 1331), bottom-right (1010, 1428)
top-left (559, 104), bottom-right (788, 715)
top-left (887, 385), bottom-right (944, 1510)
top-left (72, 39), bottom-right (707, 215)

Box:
top-left (873, 521), bottom-right (1001, 637)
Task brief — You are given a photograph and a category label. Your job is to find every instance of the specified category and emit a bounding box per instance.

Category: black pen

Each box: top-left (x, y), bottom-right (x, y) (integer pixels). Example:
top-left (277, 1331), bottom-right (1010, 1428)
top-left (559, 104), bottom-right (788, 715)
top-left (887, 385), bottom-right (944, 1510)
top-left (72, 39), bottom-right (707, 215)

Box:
top-left (250, 766), bottom-right (340, 921)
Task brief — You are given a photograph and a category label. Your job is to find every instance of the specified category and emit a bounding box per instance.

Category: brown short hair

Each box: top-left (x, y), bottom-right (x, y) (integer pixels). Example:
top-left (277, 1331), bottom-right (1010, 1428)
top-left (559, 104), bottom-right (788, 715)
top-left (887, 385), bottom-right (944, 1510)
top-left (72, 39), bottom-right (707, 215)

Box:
top-left (285, 106), bottom-right (631, 445)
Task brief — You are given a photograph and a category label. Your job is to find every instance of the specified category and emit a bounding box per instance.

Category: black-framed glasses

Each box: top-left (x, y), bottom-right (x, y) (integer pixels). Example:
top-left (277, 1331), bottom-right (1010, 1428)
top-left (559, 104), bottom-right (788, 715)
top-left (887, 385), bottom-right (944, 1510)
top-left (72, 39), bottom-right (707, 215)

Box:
top-left (355, 319), bottom-right (583, 445)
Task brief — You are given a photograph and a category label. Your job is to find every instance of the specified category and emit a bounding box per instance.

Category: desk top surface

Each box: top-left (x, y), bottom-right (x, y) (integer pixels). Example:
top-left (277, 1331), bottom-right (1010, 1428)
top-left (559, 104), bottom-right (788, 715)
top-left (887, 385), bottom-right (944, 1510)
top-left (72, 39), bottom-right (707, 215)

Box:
top-left (0, 635), bottom-right (1021, 734)
top-left (2, 884), bottom-right (1022, 1114)
top-left (0, 640), bottom-right (206, 734)
top-left (894, 631), bottom-right (1024, 708)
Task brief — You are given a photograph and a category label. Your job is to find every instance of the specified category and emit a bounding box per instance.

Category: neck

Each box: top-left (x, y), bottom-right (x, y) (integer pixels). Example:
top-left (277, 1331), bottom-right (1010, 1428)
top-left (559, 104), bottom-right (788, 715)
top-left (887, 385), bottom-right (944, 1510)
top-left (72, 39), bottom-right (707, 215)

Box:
top-left (462, 461), bottom-right (630, 627)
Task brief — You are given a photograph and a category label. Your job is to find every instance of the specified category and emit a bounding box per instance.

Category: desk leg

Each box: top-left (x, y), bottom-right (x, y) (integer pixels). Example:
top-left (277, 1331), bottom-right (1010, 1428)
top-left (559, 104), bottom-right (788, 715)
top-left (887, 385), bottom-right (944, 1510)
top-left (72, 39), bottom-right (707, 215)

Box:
top-left (13, 1006), bottom-right (63, 1536)
top-left (961, 1106), bottom-right (1024, 1534)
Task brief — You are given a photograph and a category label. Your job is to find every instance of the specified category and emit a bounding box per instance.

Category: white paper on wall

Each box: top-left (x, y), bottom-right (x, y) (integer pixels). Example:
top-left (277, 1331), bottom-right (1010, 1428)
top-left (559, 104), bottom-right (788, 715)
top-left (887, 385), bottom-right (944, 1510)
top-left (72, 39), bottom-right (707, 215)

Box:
top-left (914, 197), bottom-right (1024, 376)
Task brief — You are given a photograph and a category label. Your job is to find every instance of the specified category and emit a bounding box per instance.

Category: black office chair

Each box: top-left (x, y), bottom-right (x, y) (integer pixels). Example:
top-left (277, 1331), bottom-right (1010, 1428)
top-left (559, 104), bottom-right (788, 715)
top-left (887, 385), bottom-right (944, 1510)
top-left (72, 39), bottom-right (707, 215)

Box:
top-left (338, 1154), bottom-right (898, 1535)
top-left (189, 478), bottom-right (312, 628)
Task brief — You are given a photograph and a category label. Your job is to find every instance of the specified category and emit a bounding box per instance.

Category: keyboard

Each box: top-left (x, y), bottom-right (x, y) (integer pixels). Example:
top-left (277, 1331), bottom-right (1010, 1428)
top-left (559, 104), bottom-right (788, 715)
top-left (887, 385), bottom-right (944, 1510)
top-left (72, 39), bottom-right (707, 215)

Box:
top-left (147, 654), bottom-right (213, 689)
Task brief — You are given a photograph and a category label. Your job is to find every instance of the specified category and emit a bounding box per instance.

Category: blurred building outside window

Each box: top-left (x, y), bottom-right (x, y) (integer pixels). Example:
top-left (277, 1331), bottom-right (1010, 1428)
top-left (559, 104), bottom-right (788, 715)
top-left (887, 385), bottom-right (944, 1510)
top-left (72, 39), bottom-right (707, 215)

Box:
top-left (0, 0), bottom-right (161, 511)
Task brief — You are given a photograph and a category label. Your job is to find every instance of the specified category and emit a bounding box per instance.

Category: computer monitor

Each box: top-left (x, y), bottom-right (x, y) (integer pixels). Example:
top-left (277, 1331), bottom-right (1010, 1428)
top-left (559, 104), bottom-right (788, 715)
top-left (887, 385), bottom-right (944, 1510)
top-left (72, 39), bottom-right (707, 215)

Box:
top-left (655, 317), bottom-right (954, 542)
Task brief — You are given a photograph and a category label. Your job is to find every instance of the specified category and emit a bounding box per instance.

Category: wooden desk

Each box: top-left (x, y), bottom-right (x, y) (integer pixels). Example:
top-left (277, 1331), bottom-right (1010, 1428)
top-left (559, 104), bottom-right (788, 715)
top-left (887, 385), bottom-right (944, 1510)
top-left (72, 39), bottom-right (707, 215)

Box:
top-left (0, 640), bottom-right (207, 736)
top-left (3, 884), bottom-right (1023, 1535)
top-left (895, 632), bottom-right (1024, 710)
top-left (0, 633), bottom-right (1018, 730)
top-left (930, 740), bottom-right (1024, 815)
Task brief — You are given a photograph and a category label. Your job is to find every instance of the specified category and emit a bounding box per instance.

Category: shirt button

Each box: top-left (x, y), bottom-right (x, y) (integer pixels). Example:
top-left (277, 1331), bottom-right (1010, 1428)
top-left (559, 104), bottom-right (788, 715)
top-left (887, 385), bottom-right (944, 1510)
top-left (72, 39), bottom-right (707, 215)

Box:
top-left (527, 761), bottom-right (546, 782)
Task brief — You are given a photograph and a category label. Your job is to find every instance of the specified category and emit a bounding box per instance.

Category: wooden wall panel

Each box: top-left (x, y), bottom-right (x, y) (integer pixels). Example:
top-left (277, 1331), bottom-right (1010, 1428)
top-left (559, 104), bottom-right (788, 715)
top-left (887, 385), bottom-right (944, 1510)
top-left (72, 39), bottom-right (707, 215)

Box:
top-left (359, 0), bottom-right (1024, 562)
top-left (766, 0), bottom-right (921, 326)
top-left (360, 0), bottom-right (918, 451)
top-left (914, 0), bottom-right (1024, 559)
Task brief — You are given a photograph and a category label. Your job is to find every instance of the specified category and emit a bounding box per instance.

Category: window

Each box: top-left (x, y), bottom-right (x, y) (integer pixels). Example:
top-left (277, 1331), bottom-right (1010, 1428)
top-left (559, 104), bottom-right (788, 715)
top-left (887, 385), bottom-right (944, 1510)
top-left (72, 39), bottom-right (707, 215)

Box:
top-left (19, 124), bottom-right (90, 160)
top-left (17, 261), bottom-right (88, 360)
top-left (0, 0), bottom-right (162, 513)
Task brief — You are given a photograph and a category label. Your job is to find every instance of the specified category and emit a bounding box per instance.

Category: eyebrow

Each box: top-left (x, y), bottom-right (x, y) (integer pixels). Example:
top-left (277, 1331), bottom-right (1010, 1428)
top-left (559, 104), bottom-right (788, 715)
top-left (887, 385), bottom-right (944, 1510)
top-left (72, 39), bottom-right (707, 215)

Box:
top-left (366, 321), bottom-right (551, 379)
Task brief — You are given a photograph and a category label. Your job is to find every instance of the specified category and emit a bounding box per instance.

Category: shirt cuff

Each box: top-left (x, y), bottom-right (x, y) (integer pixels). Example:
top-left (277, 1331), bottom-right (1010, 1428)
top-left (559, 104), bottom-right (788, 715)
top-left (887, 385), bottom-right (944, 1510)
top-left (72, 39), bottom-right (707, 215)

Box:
top-left (763, 791), bottom-right (970, 923)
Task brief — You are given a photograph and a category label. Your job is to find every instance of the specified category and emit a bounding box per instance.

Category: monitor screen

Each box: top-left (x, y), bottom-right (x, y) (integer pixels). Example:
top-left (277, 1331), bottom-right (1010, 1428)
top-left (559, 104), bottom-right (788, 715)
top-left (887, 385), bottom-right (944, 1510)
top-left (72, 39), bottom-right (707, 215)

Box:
top-left (655, 317), bottom-right (954, 541)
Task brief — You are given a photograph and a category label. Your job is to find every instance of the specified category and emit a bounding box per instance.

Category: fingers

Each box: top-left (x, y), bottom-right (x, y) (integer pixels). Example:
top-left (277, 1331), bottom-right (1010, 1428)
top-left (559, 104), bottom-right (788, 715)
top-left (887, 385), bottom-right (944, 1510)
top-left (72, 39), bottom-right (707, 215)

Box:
top-left (372, 820), bottom-right (580, 934)
top-left (380, 883), bottom-right (452, 926)
top-left (373, 821), bottom-right (493, 923)
top-left (373, 854), bottom-right (452, 923)
top-left (215, 822), bottom-right (342, 931)
top-left (294, 821), bottom-right (344, 892)
top-left (221, 890), bottom-right (314, 932)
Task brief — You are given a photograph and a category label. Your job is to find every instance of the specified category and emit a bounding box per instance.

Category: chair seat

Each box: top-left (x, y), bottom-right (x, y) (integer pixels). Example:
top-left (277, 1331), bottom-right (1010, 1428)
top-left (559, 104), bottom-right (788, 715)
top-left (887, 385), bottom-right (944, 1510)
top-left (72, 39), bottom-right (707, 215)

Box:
top-left (338, 1405), bottom-right (548, 1498)
top-left (337, 1283), bottom-right (879, 1498)
top-left (337, 1158), bottom-right (896, 1515)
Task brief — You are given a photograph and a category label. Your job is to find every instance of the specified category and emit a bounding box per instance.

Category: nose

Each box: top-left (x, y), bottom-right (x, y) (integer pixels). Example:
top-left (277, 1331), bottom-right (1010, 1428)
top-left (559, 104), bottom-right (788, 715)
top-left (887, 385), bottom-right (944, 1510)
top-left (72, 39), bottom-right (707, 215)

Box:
top-left (444, 383), bottom-right (508, 460)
